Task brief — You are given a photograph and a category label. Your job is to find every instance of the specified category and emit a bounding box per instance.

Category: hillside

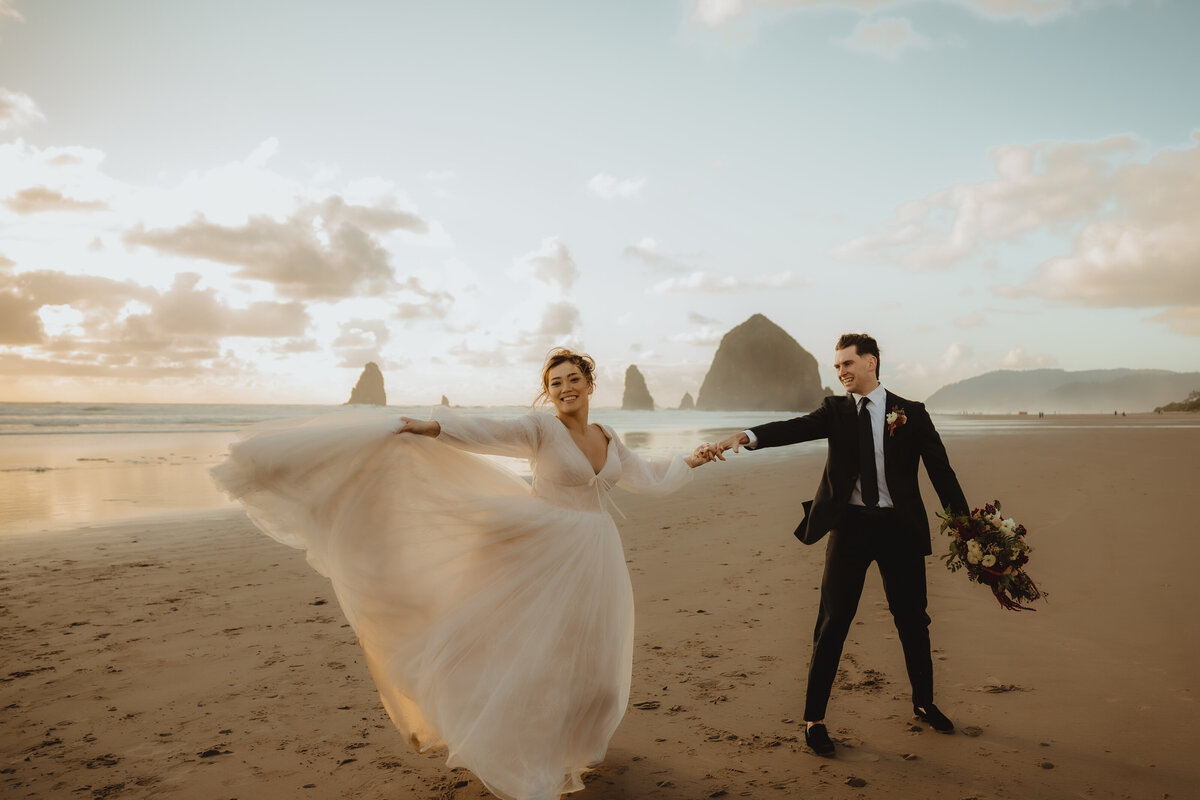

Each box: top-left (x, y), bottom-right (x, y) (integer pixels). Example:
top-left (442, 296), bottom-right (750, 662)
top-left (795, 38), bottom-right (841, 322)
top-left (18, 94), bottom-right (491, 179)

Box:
top-left (926, 368), bottom-right (1200, 413)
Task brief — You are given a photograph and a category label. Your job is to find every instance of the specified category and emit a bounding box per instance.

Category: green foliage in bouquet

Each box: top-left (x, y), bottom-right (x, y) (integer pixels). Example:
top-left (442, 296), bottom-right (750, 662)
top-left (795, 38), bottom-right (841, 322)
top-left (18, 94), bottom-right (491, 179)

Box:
top-left (939, 500), bottom-right (1044, 612)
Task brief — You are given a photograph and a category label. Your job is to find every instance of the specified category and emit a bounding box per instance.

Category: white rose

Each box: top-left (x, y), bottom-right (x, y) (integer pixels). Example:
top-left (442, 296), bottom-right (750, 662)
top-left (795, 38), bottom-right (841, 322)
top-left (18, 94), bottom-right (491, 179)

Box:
top-left (966, 539), bottom-right (982, 554)
top-left (886, 412), bottom-right (898, 424)
top-left (967, 550), bottom-right (982, 565)
top-left (981, 554), bottom-right (997, 567)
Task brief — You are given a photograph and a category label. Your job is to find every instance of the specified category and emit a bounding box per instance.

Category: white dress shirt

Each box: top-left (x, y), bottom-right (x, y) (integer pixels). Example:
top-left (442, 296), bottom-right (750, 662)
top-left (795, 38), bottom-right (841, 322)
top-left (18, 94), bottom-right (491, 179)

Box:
top-left (849, 383), bottom-right (893, 508)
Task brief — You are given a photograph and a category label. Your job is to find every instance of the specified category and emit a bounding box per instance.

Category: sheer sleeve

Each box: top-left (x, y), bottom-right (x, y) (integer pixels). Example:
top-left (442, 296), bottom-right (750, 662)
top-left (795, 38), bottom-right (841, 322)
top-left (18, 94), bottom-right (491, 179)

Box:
top-left (430, 406), bottom-right (543, 460)
top-left (606, 426), bottom-right (693, 495)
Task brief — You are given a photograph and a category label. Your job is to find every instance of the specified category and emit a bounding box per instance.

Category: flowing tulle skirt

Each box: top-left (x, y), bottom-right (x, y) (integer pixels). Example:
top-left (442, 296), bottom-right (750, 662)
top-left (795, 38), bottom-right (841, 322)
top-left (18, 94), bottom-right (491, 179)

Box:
top-left (212, 410), bottom-right (633, 800)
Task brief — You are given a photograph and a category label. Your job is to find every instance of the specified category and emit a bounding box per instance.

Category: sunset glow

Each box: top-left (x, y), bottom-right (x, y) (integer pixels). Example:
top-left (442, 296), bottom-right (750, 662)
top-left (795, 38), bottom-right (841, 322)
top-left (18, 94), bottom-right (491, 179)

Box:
top-left (2, 0), bottom-right (1197, 406)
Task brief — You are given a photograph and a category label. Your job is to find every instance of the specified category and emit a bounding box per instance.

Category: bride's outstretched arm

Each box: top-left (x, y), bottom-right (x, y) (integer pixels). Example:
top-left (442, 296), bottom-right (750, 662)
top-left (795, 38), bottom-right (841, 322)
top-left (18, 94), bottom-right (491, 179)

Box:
top-left (611, 429), bottom-right (694, 495)
top-left (398, 407), bottom-right (543, 460)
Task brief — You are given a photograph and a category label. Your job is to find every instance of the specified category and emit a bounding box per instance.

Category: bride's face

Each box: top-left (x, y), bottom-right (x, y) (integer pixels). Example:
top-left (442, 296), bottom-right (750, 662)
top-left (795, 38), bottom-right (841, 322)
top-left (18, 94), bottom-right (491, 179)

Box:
top-left (547, 361), bottom-right (592, 415)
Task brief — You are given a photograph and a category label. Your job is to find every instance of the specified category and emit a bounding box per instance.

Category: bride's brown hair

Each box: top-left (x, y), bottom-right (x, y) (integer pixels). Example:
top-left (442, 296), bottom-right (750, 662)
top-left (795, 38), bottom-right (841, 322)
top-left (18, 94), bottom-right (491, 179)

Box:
top-left (535, 347), bottom-right (596, 406)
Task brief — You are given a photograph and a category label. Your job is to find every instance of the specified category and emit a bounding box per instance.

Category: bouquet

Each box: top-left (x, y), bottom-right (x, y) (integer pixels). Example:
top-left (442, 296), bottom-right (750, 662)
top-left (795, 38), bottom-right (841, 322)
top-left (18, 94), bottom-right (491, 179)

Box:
top-left (939, 500), bottom-right (1044, 611)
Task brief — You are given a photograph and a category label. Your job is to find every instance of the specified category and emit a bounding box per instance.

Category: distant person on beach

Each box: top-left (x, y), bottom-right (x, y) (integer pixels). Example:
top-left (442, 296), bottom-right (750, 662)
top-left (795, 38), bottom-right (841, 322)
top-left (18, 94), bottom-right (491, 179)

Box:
top-left (700, 333), bottom-right (969, 757)
top-left (213, 347), bottom-right (715, 800)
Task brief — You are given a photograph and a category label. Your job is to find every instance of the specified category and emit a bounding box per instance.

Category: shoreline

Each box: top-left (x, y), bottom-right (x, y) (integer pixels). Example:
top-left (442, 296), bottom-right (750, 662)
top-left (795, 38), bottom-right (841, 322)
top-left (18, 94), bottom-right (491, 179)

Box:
top-left (5, 411), bottom-right (1196, 539)
top-left (2, 419), bottom-right (1198, 798)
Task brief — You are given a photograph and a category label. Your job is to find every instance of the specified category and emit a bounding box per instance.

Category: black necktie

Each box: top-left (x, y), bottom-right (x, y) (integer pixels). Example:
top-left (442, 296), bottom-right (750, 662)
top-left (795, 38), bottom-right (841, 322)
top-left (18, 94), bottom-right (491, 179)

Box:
top-left (858, 397), bottom-right (879, 507)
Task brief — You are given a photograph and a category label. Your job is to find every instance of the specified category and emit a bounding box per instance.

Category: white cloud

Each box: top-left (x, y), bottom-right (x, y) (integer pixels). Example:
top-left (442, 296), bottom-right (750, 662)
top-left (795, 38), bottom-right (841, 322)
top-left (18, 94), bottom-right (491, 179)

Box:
top-left (692, 0), bottom-right (747, 28)
top-left (690, 0), bottom-right (1094, 30)
top-left (835, 135), bottom-right (1140, 270)
top-left (124, 195), bottom-right (427, 300)
top-left (622, 237), bottom-right (694, 272)
top-left (36, 304), bottom-right (85, 338)
top-left (834, 132), bottom-right (1200, 331)
top-left (0, 289), bottom-right (42, 343)
top-left (669, 325), bottom-right (726, 346)
top-left (941, 342), bottom-right (971, 369)
top-left (1000, 347), bottom-right (1057, 368)
top-left (394, 276), bottom-right (455, 321)
top-left (514, 236), bottom-right (580, 292)
top-left (244, 137), bottom-right (280, 169)
top-left (586, 172), bottom-right (646, 200)
top-left (0, 271), bottom-right (158, 346)
top-left (650, 270), bottom-right (802, 293)
top-left (0, 87), bottom-right (42, 132)
top-left (152, 273), bottom-right (309, 338)
top-left (1016, 133), bottom-right (1200, 310)
top-left (499, 301), bottom-right (586, 364)
top-left (0, 269), bottom-right (310, 375)
top-left (4, 185), bottom-right (108, 214)
top-left (1151, 307), bottom-right (1200, 337)
top-left (332, 318), bottom-right (390, 368)
top-left (536, 301), bottom-right (582, 338)
top-left (836, 16), bottom-right (931, 59)
top-left (953, 312), bottom-right (985, 328)
top-left (449, 339), bottom-right (511, 369)
top-left (0, 134), bottom-right (472, 391)
top-left (310, 162), bottom-right (341, 185)
top-left (271, 337), bottom-right (321, 355)
top-left (0, 1), bottom-right (23, 21)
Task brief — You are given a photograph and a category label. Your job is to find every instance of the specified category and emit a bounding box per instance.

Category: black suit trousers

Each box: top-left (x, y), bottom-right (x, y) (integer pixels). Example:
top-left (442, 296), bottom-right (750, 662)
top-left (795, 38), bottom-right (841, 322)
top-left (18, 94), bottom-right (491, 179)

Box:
top-left (804, 506), bottom-right (934, 721)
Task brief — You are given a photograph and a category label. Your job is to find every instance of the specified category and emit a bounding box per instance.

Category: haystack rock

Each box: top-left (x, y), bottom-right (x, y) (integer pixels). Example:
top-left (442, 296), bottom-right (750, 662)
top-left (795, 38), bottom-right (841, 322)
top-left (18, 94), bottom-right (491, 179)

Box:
top-left (346, 362), bottom-right (387, 406)
top-left (622, 365), bottom-right (655, 410)
top-left (441, 395), bottom-right (450, 406)
top-left (697, 314), bottom-right (825, 411)
top-left (678, 392), bottom-right (695, 410)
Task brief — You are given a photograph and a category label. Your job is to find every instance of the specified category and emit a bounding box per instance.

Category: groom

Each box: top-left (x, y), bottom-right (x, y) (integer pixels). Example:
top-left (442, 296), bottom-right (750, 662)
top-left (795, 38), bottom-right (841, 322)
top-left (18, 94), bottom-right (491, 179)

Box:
top-left (710, 333), bottom-right (968, 757)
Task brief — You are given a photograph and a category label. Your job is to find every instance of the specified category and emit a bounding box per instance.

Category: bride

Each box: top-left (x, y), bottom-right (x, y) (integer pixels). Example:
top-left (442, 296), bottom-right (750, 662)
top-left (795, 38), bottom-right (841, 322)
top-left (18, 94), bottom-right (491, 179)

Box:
top-left (212, 348), bottom-right (714, 800)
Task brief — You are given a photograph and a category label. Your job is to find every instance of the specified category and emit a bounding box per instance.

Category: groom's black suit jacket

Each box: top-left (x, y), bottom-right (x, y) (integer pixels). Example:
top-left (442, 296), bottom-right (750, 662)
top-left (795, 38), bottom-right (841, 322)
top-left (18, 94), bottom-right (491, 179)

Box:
top-left (749, 391), bottom-right (968, 556)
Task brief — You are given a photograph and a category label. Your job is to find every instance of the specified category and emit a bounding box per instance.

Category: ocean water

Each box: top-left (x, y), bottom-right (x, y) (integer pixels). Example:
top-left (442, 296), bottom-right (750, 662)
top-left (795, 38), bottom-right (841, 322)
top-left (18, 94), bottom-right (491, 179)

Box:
top-left (3, 402), bottom-right (1185, 536)
top-left (0, 402), bottom-right (799, 535)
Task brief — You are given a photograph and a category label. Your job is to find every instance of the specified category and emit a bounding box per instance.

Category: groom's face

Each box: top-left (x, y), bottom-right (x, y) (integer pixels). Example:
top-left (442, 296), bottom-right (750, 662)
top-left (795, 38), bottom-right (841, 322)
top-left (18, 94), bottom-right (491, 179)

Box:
top-left (834, 346), bottom-right (879, 396)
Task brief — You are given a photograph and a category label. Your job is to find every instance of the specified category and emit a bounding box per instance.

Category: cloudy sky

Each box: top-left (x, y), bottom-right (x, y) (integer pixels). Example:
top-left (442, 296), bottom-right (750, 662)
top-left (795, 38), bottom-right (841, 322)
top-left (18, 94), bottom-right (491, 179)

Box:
top-left (2, 0), bottom-right (1198, 406)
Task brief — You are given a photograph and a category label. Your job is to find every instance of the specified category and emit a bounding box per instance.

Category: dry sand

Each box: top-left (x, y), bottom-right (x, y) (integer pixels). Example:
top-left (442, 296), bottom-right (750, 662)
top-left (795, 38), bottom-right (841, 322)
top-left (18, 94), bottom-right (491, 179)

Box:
top-left (3, 415), bottom-right (1198, 799)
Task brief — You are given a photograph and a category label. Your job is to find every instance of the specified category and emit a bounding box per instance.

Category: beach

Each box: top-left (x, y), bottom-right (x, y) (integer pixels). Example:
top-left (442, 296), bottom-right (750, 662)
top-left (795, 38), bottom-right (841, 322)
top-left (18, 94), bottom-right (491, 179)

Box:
top-left (2, 414), bottom-right (1198, 799)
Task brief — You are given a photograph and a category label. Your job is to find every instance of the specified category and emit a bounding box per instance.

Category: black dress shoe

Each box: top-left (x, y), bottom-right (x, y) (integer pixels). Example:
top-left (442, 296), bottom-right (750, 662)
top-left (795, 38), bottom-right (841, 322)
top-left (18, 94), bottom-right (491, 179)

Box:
top-left (913, 703), bottom-right (955, 733)
top-left (804, 723), bottom-right (836, 756)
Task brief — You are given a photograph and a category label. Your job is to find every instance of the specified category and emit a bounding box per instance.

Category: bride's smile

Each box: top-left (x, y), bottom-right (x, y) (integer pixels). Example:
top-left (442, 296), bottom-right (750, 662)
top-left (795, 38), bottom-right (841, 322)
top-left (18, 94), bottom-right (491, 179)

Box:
top-left (547, 364), bottom-right (592, 417)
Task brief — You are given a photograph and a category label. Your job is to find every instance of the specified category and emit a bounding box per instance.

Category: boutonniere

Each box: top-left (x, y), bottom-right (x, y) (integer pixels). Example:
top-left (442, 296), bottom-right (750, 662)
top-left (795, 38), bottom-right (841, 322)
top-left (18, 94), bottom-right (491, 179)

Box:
top-left (886, 406), bottom-right (907, 436)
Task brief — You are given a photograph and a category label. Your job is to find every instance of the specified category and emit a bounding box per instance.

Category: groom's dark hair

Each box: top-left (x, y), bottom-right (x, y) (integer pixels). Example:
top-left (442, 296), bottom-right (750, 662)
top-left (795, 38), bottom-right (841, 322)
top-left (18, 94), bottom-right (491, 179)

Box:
top-left (836, 333), bottom-right (880, 378)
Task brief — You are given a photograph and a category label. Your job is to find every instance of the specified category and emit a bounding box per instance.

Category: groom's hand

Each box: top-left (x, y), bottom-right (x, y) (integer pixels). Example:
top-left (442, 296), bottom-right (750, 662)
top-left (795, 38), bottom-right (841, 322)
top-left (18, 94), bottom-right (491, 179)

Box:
top-left (713, 431), bottom-right (750, 460)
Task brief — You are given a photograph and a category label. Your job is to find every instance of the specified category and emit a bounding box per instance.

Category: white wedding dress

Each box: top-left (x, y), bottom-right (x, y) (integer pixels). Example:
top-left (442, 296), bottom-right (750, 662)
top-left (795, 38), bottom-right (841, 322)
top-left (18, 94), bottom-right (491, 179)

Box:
top-left (211, 406), bottom-right (692, 800)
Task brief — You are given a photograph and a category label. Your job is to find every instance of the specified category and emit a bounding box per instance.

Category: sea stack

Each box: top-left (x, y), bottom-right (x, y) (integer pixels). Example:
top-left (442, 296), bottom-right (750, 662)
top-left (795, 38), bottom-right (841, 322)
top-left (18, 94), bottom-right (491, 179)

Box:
top-left (678, 392), bottom-right (695, 410)
top-left (346, 362), bottom-right (387, 406)
top-left (696, 314), bottom-right (826, 411)
top-left (622, 365), bottom-right (655, 411)
top-left (441, 395), bottom-right (450, 406)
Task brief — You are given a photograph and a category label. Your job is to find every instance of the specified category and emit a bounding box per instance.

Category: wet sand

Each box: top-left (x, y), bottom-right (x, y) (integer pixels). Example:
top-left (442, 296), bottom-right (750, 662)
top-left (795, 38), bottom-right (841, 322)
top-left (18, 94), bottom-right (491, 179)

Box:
top-left (2, 415), bottom-right (1198, 799)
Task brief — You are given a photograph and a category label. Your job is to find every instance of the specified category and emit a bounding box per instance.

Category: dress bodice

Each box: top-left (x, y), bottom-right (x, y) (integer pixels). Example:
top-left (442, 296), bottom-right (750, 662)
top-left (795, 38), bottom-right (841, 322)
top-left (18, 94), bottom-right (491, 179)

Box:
top-left (528, 419), bottom-right (623, 514)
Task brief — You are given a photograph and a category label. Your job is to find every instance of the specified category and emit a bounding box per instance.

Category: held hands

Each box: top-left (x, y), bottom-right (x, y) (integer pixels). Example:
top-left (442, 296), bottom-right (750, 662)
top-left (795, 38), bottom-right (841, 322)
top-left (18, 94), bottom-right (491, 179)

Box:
top-left (689, 431), bottom-right (751, 466)
top-left (686, 443), bottom-right (718, 469)
top-left (396, 416), bottom-right (440, 437)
